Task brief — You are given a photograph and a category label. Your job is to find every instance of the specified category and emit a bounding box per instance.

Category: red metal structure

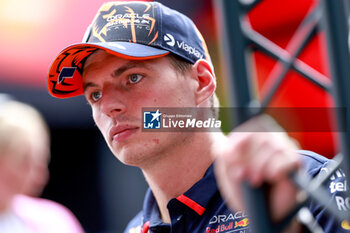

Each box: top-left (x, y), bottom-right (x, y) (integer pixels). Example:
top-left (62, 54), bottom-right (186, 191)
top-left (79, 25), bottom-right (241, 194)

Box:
top-left (249, 0), bottom-right (336, 158)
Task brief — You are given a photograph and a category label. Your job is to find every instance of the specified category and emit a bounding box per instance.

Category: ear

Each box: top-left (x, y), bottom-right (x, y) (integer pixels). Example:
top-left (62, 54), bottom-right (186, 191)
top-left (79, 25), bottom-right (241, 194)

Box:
top-left (192, 59), bottom-right (216, 106)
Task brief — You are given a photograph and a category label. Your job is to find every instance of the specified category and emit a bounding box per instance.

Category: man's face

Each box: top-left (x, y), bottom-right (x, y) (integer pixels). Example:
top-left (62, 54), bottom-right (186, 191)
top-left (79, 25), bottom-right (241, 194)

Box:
top-left (83, 50), bottom-right (197, 166)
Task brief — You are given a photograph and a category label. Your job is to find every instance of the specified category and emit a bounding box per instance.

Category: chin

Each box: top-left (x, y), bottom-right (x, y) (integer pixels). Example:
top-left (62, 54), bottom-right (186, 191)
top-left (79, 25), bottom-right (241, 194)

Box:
top-left (112, 146), bottom-right (150, 167)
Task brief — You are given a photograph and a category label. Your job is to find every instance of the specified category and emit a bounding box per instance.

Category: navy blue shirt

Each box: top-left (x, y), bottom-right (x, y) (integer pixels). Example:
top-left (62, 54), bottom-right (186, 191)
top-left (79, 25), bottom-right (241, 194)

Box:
top-left (124, 151), bottom-right (349, 233)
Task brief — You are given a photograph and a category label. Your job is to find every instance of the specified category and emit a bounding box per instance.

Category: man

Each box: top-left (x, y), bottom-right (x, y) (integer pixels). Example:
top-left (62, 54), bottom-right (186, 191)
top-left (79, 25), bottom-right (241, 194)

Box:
top-left (47, 1), bottom-right (348, 232)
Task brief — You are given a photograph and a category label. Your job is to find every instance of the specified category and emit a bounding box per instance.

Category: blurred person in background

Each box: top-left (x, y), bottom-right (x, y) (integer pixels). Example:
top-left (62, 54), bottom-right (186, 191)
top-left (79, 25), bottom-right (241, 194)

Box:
top-left (0, 96), bottom-right (84, 233)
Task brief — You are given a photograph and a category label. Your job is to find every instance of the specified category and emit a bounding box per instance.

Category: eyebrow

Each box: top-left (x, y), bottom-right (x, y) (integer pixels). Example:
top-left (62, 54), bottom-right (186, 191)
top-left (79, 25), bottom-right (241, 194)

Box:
top-left (83, 82), bottom-right (98, 92)
top-left (83, 60), bottom-right (153, 92)
top-left (112, 60), bottom-right (152, 78)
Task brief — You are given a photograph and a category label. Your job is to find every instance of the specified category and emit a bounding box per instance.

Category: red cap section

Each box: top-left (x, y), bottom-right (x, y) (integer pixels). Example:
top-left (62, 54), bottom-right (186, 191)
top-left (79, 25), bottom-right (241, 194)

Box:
top-left (48, 47), bottom-right (96, 98)
top-left (47, 44), bottom-right (169, 99)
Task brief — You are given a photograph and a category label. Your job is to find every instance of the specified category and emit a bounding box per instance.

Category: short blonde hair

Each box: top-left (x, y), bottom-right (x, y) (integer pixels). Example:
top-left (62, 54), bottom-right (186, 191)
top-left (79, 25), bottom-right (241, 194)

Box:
top-left (0, 101), bottom-right (49, 160)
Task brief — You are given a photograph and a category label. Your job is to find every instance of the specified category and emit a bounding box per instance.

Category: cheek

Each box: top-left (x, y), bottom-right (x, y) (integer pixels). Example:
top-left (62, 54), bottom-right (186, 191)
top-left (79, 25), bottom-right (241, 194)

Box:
top-left (92, 107), bottom-right (99, 124)
top-left (92, 108), bottom-right (104, 129)
top-left (157, 80), bottom-right (195, 106)
top-left (92, 108), bottom-right (104, 131)
top-left (92, 107), bottom-right (111, 140)
top-left (138, 86), bottom-right (182, 106)
top-left (92, 105), bottom-right (104, 122)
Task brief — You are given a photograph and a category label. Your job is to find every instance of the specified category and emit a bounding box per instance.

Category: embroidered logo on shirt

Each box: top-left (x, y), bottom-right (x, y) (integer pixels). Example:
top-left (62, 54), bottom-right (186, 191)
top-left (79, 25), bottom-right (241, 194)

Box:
top-left (206, 211), bottom-right (250, 233)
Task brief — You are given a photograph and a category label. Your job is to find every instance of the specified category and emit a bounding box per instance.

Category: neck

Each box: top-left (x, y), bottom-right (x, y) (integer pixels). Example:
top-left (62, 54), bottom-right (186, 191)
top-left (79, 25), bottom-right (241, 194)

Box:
top-left (141, 132), bottom-right (223, 223)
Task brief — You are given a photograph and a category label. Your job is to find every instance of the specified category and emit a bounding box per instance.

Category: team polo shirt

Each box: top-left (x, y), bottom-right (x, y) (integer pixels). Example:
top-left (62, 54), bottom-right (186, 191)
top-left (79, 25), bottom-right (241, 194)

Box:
top-left (124, 151), bottom-right (350, 233)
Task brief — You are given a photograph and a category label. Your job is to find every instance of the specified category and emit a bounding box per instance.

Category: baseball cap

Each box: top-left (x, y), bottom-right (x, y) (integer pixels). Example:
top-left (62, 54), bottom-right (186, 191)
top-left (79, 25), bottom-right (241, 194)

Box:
top-left (47, 1), bottom-right (211, 99)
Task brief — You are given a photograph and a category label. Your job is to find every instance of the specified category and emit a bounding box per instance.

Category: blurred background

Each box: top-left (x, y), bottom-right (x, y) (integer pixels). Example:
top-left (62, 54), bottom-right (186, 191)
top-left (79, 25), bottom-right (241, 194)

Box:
top-left (0, 0), bottom-right (339, 232)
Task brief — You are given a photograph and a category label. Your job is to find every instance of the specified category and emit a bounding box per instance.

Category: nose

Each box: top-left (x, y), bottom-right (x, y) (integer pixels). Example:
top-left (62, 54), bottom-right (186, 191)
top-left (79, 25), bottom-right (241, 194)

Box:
top-left (100, 85), bottom-right (126, 118)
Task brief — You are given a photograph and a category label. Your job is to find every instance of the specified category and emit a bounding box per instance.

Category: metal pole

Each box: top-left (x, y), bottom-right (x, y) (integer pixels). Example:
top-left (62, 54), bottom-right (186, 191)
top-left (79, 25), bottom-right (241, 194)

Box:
top-left (215, 0), bottom-right (350, 231)
top-left (321, 0), bottom-right (350, 219)
top-left (215, 0), bottom-right (272, 232)
top-left (215, 0), bottom-right (255, 125)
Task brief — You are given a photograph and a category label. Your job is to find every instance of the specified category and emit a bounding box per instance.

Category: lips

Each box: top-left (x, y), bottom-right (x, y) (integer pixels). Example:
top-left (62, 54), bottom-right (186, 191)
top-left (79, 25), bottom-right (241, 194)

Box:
top-left (109, 125), bottom-right (139, 143)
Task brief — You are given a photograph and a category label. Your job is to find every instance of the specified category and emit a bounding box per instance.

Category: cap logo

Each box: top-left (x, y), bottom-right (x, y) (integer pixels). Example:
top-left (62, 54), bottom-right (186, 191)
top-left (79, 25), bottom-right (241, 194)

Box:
top-left (58, 67), bottom-right (77, 84)
top-left (164, 33), bottom-right (175, 47)
top-left (177, 40), bottom-right (204, 60)
top-left (89, 2), bottom-right (159, 45)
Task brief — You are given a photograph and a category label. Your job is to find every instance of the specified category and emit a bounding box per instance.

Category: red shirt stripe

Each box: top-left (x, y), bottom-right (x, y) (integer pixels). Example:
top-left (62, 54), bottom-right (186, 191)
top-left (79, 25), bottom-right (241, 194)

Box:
top-left (176, 194), bottom-right (205, 215)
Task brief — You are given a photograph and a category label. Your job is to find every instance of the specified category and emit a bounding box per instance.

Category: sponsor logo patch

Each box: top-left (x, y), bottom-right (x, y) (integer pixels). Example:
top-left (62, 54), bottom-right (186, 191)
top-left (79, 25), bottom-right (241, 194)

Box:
top-left (335, 196), bottom-right (350, 211)
top-left (164, 33), bottom-right (175, 46)
top-left (206, 211), bottom-right (250, 233)
top-left (58, 67), bottom-right (77, 84)
top-left (330, 180), bottom-right (348, 193)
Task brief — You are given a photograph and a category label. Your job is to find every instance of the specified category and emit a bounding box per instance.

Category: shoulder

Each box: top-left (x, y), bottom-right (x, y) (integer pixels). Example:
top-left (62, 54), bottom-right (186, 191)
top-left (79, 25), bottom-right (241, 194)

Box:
top-left (123, 211), bottom-right (143, 233)
top-left (297, 151), bottom-right (350, 232)
top-left (298, 150), bottom-right (336, 177)
top-left (13, 195), bottom-right (84, 233)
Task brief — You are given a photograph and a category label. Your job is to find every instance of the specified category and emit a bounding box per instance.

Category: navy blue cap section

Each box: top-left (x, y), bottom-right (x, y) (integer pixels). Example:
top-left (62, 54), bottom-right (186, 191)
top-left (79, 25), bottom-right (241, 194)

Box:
top-left (156, 2), bottom-right (206, 64)
top-left (84, 1), bottom-right (207, 64)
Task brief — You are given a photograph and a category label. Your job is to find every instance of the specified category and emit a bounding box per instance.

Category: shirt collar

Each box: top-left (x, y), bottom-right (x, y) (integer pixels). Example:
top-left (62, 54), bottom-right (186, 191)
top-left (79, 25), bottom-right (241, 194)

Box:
top-left (142, 163), bottom-right (218, 225)
top-left (178, 163), bottom-right (218, 214)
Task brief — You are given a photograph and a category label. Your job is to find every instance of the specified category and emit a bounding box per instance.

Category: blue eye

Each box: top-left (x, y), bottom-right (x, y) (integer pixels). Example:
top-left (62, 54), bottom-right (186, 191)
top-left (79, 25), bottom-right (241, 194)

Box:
top-left (91, 91), bottom-right (102, 102)
top-left (128, 74), bottom-right (143, 84)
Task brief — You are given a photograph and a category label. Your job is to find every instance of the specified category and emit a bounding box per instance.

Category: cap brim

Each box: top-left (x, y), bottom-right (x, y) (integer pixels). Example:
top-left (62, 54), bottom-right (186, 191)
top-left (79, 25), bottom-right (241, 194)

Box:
top-left (47, 42), bottom-right (169, 99)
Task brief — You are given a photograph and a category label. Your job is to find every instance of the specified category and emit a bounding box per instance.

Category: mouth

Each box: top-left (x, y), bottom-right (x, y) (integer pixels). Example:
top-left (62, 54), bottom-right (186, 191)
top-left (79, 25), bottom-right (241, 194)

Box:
top-left (109, 125), bottom-right (139, 143)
